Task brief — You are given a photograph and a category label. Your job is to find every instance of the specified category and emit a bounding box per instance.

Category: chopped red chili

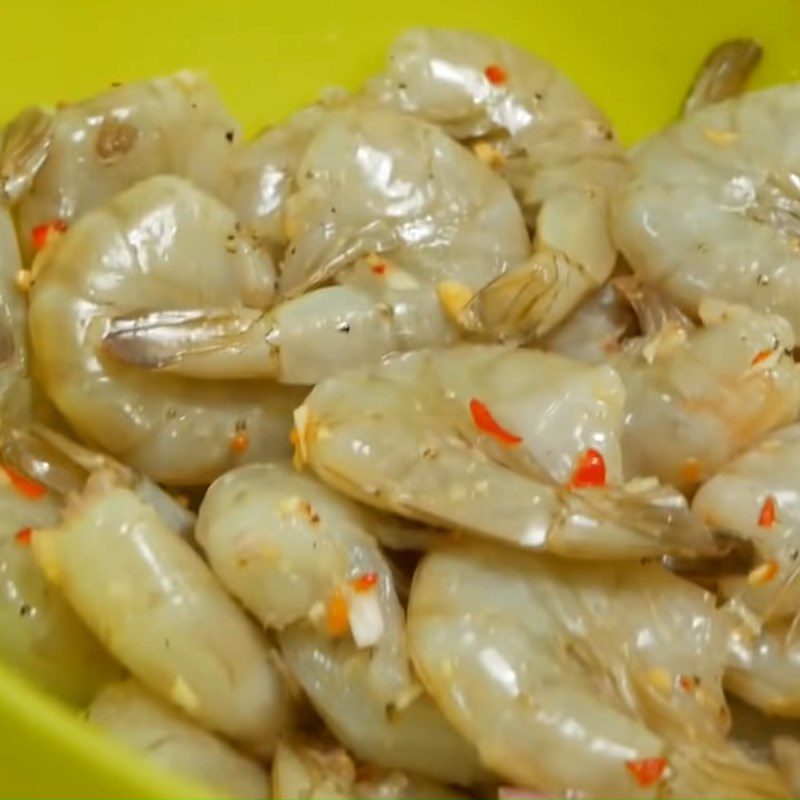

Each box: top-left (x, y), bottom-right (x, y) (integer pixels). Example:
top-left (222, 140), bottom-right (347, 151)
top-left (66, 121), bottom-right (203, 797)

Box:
top-left (570, 449), bottom-right (606, 488)
top-left (31, 219), bottom-right (67, 251)
top-left (352, 572), bottom-right (379, 593)
top-left (14, 527), bottom-right (32, 545)
top-left (485, 64), bottom-right (508, 85)
top-left (3, 466), bottom-right (46, 500)
top-left (371, 263), bottom-right (387, 275)
top-left (626, 757), bottom-right (667, 787)
top-left (758, 495), bottom-right (777, 528)
top-left (469, 399), bottom-right (522, 445)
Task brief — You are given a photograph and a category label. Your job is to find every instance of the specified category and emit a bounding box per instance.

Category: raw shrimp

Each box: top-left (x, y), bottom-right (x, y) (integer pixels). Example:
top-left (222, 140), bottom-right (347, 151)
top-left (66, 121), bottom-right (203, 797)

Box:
top-left (693, 424), bottom-right (800, 621)
top-left (31, 471), bottom-right (294, 753)
top-left (294, 345), bottom-right (716, 560)
top-left (613, 85), bottom-right (800, 334)
top-left (271, 737), bottom-right (466, 800)
top-left (408, 545), bottom-right (788, 798)
top-left (27, 175), bottom-right (304, 484)
top-left (615, 297), bottom-right (800, 494)
top-left (195, 463), bottom-right (483, 784)
top-left (8, 72), bottom-right (238, 261)
top-left (102, 108), bottom-right (529, 385)
top-left (367, 27), bottom-right (629, 338)
top-left (88, 680), bottom-right (269, 800)
top-left (0, 474), bottom-right (120, 704)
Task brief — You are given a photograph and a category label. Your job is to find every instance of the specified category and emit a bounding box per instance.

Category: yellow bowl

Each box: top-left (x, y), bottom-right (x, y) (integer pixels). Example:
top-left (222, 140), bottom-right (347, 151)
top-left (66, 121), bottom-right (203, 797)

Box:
top-left (0, 0), bottom-right (798, 796)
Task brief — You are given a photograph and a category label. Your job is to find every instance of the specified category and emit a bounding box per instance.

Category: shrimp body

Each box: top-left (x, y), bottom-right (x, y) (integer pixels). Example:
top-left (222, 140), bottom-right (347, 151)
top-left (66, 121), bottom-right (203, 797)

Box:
top-left (0, 478), bottom-right (120, 703)
top-left (13, 72), bottom-right (237, 261)
top-left (28, 175), bottom-right (303, 484)
top-left (408, 546), bottom-right (787, 798)
top-left (196, 462), bottom-right (483, 784)
top-left (31, 473), bottom-right (293, 753)
top-left (295, 345), bottom-right (715, 560)
top-left (102, 109), bottom-right (529, 385)
top-left (368, 28), bottom-right (629, 337)
top-left (88, 680), bottom-right (269, 799)
top-left (614, 85), bottom-right (800, 333)
top-left (616, 300), bottom-right (800, 494)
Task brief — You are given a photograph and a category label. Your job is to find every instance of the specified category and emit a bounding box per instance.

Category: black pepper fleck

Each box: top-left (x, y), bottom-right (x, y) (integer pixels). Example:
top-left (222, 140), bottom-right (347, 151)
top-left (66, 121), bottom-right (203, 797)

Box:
top-left (757, 274), bottom-right (770, 286)
top-left (337, 321), bottom-right (351, 333)
top-left (19, 603), bottom-right (31, 617)
top-left (225, 130), bottom-right (235, 143)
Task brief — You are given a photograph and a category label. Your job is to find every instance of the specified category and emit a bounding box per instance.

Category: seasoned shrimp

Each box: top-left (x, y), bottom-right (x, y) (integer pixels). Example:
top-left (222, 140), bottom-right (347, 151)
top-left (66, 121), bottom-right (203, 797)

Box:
top-left (102, 108), bottom-right (529, 385)
top-left (196, 463), bottom-right (483, 784)
top-left (31, 472), bottom-right (294, 753)
top-left (294, 345), bottom-right (715, 560)
top-left (615, 298), bottom-right (800, 494)
top-left (0, 474), bottom-right (120, 704)
top-left (271, 737), bottom-right (466, 800)
top-left (27, 175), bottom-right (304, 484)
top-left (408, 545), bottom-right (788, 798)
top-left (693, 424), bottom-right (800, 621)
top-left (88, 680), bottom-right (269, 800)
top-left (613, 85), bottom-right (800, 334)
top-left (9, 72), bottom-right (238, 261)
top-left (367, 27), bottom-right (629, 338)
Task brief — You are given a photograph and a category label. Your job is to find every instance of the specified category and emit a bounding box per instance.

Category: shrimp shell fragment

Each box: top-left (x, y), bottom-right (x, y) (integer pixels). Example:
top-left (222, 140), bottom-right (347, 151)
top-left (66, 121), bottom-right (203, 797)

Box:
top-left (296, 345), bottom-right (716, 560)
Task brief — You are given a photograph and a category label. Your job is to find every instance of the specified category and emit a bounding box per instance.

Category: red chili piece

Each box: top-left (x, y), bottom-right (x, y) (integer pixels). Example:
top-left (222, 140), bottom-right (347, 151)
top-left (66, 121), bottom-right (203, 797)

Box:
top-left (485, 64), bottom-right (508, 85)
top-left (626, 757), bottom-right (667, 787)
top-left (469, 399), bottom-right (522, 445)
top-left (570, 449), bottom-right (606, 488)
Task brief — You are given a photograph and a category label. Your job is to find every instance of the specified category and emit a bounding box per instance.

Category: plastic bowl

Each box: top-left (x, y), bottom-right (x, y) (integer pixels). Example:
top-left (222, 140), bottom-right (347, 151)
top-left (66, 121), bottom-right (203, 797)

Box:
top-left (0, 0), bottom-right (798, 796)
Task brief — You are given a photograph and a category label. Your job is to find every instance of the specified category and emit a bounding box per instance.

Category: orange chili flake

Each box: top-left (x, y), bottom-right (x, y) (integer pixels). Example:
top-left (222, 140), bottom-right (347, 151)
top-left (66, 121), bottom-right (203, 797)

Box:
top-left (231, 432), bottom-right (250, 455)
top-left (2, 466), bottom-right (46, 500)
top-left (625, 757), bottom-right (667, 787)
top-left (751, 348), bottom-right (773, 366)
top-left (371, 263), bottom-right (387, 275)
top-left (469, 399), bottom-right (522, 445)
top-left (327, 590), bottom-right (349, 637)
top-left (485, 64), bottom-right (508, 85)
top-left (14, 527), bottom-right (32, 545)
top-left (747, 559), bottom-right (779, 587)
top-left (678, 674), bottom-right (695, 692)
top-left (570, 449), bottom-right (606, 489)
top-left (758, 495), bottom-right (777, 528)
top-left (352, 572), bottom-right (379, 593)
top-left (31, 219), bottom-right (67, 251)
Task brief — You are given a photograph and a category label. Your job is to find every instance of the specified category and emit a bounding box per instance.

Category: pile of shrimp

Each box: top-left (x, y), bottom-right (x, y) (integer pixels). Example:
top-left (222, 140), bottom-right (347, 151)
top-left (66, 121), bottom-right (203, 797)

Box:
top-left (3, 27), bottom-right (800, 799)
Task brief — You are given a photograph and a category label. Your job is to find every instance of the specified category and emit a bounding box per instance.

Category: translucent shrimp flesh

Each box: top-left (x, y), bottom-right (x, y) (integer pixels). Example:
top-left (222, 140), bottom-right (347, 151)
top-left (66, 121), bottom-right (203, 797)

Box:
top-left (31, 471), bottom-right (294, 754)
top-left (613, 85), bottom-right (800, 334)
top-left (9, 72), bottom-right (238, 262)
top-left (294, 345), bottom-right (716, 560)
top-left (195, 462), bottom-right (484, 785)
top-left (102, 108), bottom-right (530, 385)
top-left (88, 680), bottom-right (269, 799)
top-left (367, 27), bottom-right (629, 338)
top-left (27, 174), bottom-right (304, 484)
top-left (408, 545), bottom-right (789, 798)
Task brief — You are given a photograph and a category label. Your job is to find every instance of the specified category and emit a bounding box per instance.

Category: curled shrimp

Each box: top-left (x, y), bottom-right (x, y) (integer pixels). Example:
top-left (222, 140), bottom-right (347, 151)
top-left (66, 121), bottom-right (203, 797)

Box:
top-left (101, 108), bottom-right (529, 385)
top-left (195, 462), bottom-right (484, 784)
top-left (88, 680), bottom-right (269, 799)
top-left (271, 737), bottom-right (467, 800)
top-left (367, 27), bottom-right (629, 338)
top-left (613, 84), bottom-right (800, 334)
top-left (693, 424), bottom-right (800, 622)
top-left (0, 469), bottom-right (120, 703)
top-left (615, 296), bottom-right (800, 494)
top-left (27, 174), bottom-right (304, 484)
top-left (294, 345), bottom-right (716, 560)
top-left (31, 471), bottom-right (294, 754)
top-left (8, 72), bottom-right (238, 262)
top-left (408, 545), bottom-right (788, 798)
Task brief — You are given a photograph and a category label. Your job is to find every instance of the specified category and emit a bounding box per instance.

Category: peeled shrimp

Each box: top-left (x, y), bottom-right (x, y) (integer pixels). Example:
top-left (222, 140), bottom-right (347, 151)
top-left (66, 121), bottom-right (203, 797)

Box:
top-left (10, 72), bottom-right (237, 261)
top-left (295, 345), bottom-right (715, 560)
top-left (0, 476), bottom-right (120, 703)
top-left (613, 85), bottom-right (800, 334)
top-left (102, 108), bottom-right (529, 385)
top-left (31, 472), bottom-right (293, 753)
top-left (271, 737), bottom-right (466, 800)
top-left (27, 175), bottom-right (304, 484)
top-left (615, 298), bottom-right (800, 494)
top-left (408, 545), bottom-right (788, 798)
top-left (368, 27), bottom-right (629, 338)
top-left (195, 463), bottom-right (483, 784)
top-left (88, 680), bottom-right (269, 799)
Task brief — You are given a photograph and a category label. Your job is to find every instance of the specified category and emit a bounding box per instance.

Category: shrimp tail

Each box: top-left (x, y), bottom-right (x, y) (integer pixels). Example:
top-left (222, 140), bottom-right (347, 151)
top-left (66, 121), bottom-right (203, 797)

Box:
top-left (460, 252), bottom-right (591, 341)
top-left (553, 480), bottom-right (720, 560)
top-left (0, 105), bottom-right (53, 204)
top-left (613, 275), bottom-right (694, 339)
top-left (102, 307), bottom-right (280, 379)
top-left (682, 38), bottom-right (763, 116)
